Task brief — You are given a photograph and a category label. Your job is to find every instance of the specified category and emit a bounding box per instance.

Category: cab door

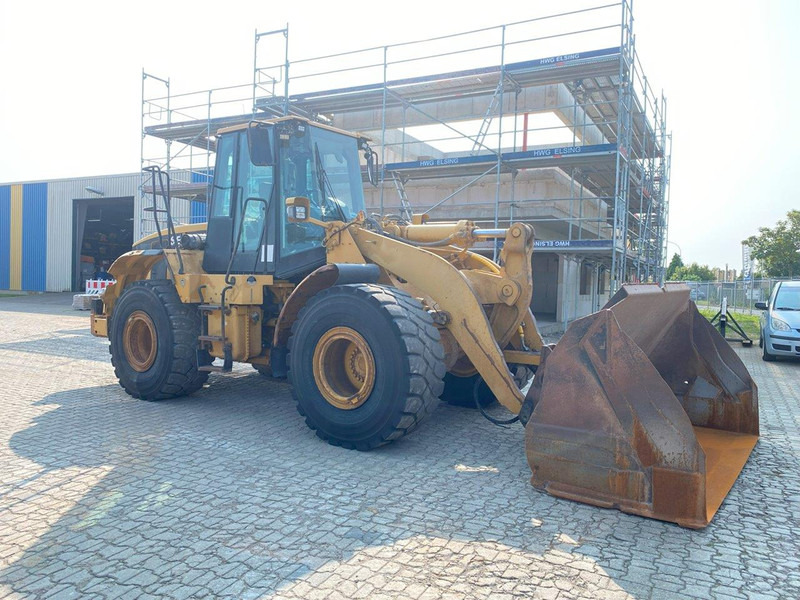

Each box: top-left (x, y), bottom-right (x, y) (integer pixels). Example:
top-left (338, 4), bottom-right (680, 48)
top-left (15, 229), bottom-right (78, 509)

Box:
top-left (202, 133), bottom-right (238, 274)
top-left (229, 133), bottom-right (275, 274)
top-left (203, 130), bottom-right (276, 274)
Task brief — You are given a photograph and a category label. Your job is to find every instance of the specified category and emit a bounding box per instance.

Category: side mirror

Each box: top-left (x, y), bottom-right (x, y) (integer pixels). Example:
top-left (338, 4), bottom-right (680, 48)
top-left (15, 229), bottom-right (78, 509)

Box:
top-left (754, 301), bottom-right (768, 311)
top-left (285, 196), bottom-right (310, 222)
top-left (247, 122), bottom-right (274, 166)
top-left (360, 138), bottom-right (379, 187)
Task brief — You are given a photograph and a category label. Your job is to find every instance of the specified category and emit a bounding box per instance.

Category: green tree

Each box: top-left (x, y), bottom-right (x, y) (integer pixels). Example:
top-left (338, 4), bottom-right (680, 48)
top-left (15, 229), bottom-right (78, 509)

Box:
top-left (743, 210), bottom-right (800, 277)
top-left (672, 262), bottom-right (715, 282)
top-left (666, 253), bottom-right (684, 280)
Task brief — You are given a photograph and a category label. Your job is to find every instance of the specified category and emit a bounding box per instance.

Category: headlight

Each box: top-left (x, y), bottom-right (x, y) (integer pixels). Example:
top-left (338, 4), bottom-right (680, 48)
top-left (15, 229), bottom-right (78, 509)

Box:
top-left (771, 315), bottom-right (791, 332)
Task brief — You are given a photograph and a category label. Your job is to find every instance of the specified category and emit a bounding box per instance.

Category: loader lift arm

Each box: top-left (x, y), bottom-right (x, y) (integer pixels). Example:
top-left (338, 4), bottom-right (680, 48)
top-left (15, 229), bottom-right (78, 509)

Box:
top-left (350, 224), bottom-right (536, 415)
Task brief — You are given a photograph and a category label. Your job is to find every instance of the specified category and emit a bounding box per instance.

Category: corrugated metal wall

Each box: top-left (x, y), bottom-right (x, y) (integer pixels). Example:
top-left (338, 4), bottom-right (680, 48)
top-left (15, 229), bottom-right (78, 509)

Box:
top-left (21, 183), bottom-right (48, 291)
top-left (9, 185), bottom-right (22, 289)
top-left (0, 186), bottom-right (10, 289)
top-left (45, 174), bottom-right (141, 292)
top-left (1, 171), bottom-right (203, 292)
top-left (0, 183), bottom-right (48, 291)
top-left (190, 170), bottom-right (211, 224)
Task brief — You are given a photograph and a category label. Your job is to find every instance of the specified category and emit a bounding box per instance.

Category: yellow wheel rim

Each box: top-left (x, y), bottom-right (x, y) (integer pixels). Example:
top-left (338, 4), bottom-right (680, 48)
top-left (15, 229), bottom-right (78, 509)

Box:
top-left (312, 327), bottom-right (376, 410)
top-left (449, 355), bottom-right (478, 378)
top-left (123, 310), bottom-right (158, 372)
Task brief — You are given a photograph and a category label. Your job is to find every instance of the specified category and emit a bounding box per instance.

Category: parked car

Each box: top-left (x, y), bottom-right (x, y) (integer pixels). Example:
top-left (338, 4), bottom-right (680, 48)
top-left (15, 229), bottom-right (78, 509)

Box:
top-left (686, 282), bottom-right (708, 301)
top-left (755, 281), bottom-right (800, 361)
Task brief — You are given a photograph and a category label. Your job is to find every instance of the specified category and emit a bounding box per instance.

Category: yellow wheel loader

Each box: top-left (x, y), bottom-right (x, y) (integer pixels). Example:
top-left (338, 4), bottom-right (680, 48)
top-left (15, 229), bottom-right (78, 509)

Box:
top-left (91, 116), bottom-right (758, 528)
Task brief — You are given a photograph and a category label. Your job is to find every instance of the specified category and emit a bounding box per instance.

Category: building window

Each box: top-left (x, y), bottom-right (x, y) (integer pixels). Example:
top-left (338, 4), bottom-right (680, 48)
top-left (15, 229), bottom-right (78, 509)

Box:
top-left (580, 262), bottom-right (592, 296)
top-left (598, 267), bottom-right (606, 294)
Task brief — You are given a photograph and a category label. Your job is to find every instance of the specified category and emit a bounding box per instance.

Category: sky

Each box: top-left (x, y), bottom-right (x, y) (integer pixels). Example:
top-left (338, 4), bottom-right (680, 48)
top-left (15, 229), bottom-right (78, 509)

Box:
top-left (1, 0), bottom-right (798, 270)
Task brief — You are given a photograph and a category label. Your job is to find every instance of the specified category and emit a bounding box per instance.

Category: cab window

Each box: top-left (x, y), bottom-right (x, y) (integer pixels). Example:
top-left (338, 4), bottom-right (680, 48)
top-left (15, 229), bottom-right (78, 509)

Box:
top-left (279, 125), bottom-right (365, 259)
top-left (235, 133), bottom-right (274, 253)
top-left (211, 134), bottom-right (236, 218)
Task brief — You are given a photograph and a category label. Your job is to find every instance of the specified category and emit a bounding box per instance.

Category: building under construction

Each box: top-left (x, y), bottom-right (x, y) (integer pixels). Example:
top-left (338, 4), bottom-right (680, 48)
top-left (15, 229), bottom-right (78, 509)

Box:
top-left (1, 1), bottom-right (670, 330)
top-left (140, 1), bottom-right (670, 327)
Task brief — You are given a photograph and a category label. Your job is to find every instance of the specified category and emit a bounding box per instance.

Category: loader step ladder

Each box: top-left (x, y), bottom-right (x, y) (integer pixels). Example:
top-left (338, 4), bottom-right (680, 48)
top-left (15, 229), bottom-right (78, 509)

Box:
top-left (197, 302), bottom-right (233, 373)
top-left (390, 172), bottom-right (414, 222)
top-left (141, 166), bottom-right (184, 276)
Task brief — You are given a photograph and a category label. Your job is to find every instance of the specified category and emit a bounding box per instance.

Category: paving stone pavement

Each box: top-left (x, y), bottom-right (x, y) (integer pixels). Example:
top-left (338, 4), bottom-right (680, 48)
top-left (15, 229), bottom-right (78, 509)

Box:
top-left (0, 293), bottom-right (799, 600)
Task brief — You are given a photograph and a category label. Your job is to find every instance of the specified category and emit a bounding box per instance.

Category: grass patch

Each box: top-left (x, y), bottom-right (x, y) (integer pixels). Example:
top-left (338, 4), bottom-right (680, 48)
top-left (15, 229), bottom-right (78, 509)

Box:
top-left (698, 307), bottom-right (761, 341)
top-left (0, 293), bottom-right (25, 298)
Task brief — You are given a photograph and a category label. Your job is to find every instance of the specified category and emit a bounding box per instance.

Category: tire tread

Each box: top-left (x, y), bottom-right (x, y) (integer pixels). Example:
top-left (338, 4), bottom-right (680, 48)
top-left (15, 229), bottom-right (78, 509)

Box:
top-left (109, 280), bottom-right (209, 400)
top-left (288, 284), bottom-right (445, 450)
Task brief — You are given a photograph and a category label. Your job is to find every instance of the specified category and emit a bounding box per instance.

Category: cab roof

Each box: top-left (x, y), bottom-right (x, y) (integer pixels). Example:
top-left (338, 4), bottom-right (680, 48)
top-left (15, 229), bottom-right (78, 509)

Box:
top-left (217, 116), bottom-right (364, 140)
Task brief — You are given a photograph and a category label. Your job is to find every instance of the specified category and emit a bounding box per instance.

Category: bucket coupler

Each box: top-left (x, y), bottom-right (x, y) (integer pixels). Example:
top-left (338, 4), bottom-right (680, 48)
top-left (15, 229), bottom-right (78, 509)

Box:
top-left (524, 283), bottom-right (759, 528)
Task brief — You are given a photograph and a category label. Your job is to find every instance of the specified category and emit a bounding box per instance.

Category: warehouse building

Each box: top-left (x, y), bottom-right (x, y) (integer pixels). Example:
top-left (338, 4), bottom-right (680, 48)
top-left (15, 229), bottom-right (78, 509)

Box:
top-left (0, 175), bottom-right (194, 293)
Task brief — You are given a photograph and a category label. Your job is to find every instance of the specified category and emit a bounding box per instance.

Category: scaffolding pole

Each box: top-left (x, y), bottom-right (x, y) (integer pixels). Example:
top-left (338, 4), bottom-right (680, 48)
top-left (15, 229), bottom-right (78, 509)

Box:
top-left (138, 0), bottom-right (671, 322)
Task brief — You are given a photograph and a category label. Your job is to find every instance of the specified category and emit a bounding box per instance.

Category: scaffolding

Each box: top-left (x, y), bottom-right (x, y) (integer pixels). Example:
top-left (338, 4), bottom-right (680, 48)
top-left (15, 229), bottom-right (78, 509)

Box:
top-left (141, 0), bottom-right (670, 295)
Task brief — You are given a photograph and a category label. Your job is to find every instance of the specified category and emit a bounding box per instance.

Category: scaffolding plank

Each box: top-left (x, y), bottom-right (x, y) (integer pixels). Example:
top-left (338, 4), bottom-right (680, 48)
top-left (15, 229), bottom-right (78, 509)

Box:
top-left (385, 143), bottom-right (617, 180)
top-left (255, 47), bottom-right (622, 117)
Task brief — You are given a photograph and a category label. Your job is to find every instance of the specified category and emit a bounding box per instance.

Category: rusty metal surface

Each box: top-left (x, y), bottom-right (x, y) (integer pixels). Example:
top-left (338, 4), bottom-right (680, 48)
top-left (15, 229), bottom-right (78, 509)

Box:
top-left (605, 284), bottom-right (759, 436)
top-left (525, 283), bottom-right (760, 528)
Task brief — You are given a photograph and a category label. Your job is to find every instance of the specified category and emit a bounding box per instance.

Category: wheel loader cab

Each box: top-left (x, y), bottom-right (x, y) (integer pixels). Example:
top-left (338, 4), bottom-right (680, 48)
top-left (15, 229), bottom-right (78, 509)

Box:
top-left (203, 118), bottom-right (367, 279)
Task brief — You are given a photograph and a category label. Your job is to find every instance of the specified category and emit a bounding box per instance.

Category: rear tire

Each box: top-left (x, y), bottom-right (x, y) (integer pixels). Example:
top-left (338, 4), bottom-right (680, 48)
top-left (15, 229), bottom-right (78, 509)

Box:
top-left (288, 284), bottom-right (445, 450)
top-left (109, 280), bottom-right (210, 399)
top-left (441, 373), bottom-right (495, 408)
top-left (441, 365), bottom-right (533, 408)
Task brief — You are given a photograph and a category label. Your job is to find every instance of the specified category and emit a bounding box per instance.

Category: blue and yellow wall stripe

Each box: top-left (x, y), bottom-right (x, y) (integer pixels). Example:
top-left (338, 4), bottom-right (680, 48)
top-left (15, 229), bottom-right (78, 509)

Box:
top-left (10, 185), bottom-right (22, 290)
top-left (190, 169), bottom-right (211, 224)
top-left (0, 186), bottom-right (9, 289)
top-left (0, 183), bottom-right (48, 291)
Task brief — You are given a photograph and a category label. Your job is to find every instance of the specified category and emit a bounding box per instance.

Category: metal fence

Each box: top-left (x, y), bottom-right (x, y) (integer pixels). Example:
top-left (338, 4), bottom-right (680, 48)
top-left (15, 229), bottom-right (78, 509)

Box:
top-left (676, 278), bottom-right (800, 313)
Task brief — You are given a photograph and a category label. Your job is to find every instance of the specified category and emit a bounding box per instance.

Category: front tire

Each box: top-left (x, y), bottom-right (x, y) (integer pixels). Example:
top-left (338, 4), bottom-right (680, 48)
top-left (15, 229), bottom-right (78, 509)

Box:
top-left (288, 284), bottom-right (445, 450)
top-left (762, 337), bottom-right (776, 362)
top-left (109, 280), bottom-right (210, 399)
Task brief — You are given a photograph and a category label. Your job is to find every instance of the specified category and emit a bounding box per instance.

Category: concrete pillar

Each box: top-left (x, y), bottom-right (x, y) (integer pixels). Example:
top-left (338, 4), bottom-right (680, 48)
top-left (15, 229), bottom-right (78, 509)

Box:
top-left (557, 254), bottom-right (580, 326)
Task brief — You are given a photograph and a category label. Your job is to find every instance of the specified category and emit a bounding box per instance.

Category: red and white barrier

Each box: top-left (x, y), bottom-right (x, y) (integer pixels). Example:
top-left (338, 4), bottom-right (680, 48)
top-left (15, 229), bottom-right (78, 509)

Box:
top-left (85, 279), bottom-right (115, 295)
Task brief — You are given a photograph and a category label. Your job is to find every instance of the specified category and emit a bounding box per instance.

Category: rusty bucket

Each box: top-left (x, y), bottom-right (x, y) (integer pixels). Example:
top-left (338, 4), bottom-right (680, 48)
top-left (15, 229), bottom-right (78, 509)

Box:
top-left (525, 283), bottom-right (758, 528)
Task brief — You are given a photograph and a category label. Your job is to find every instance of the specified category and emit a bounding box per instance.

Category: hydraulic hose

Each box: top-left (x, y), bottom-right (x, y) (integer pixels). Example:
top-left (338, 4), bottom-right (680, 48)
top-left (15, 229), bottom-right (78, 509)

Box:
top-left (475, 376), bottom-right (520, 427)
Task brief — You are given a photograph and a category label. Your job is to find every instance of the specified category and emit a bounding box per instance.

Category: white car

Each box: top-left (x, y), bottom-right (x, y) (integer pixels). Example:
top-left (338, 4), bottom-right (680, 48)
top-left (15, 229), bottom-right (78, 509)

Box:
top-left (756, 281), bottom-right (800, 361)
